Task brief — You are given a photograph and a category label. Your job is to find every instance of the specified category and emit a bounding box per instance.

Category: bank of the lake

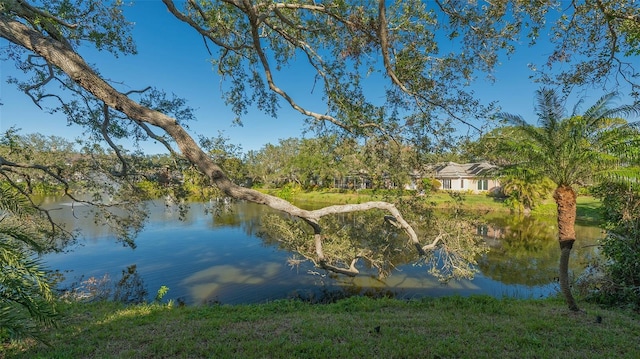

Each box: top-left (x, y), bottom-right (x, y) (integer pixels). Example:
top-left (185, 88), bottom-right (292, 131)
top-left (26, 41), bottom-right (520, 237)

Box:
top-left (5, 296), bottom-right (638, 358)
top-left (261, 189), bottom-right (603, 221)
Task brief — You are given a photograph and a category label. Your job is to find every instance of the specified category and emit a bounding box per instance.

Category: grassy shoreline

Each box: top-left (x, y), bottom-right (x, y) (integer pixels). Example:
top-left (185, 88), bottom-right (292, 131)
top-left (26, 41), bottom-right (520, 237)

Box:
top-left (261, 189), bottom-right (602, 221)
top-left (4, 296), bottom-right (638, 358)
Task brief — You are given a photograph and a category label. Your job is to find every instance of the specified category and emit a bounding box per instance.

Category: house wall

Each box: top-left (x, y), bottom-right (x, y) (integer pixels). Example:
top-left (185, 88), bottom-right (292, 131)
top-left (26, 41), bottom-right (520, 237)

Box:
top-left (439, 177), bottom-right (500, 194)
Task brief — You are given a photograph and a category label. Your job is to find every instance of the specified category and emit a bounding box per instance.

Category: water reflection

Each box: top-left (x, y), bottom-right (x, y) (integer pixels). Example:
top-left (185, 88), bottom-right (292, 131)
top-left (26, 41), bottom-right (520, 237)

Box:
top-left (42, 199), bottom-right (603, 304)
top-left (183, 262), bottom-right (282, 303)
top-left (60, 264), bottom-right (147, 303)
top-left (477, 215), bottom-right (601, 286)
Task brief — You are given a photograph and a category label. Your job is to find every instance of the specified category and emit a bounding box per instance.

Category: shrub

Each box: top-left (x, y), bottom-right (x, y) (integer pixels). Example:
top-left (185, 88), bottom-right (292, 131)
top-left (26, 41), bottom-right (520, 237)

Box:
top-left (421, 178), bottom-right (441, 192)
top-left (276, 183), bottom-right (301, 202)
top-left (585, 181), bottom-right (640, 309)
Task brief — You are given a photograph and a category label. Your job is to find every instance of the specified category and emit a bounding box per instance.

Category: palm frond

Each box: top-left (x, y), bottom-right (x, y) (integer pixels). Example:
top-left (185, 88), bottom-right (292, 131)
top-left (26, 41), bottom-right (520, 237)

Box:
top-left (0, 184), bottom-right (58, 342)
top-left (0, 183), bottom-right (33, 217)
top-left (534, 88), bottom-right (565, 131)
top-left (0, 222), bottom-right (46, 253)
top-left (570, 97), bottom-right (585, 118)
top-left (491, 87), bottom-right (640, 190)
top-left (0, 240), bottom-right (57, 324)
top-left (582, 93), bottom-right (640, 131)
top-left (598, 103), bottom-right (640, 123)
top-left (581, 91), bottom-right (618, 123)
top-left (494, 112), bottom-right (552, 151)
top-left (597, 166), bottom-right (640, 183)
top-left (0, 306), bottom-right (44, 342)
top-left (494, 112), bottom-right (527, 126)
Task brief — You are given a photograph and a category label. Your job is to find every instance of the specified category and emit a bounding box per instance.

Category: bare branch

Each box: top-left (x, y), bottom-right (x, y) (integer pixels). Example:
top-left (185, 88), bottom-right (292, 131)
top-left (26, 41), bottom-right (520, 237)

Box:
top-left (421, 233), bottom-right (443, 252)
top-left (100, 103), bottom-right (128, 176)
top-left (164, 0), bottom-right (248, 51)
top-left (240, 0), bottom-right (356, 133)
top-left (133, 120), bottom-right (177, 155)
top-left (319, 259), bottom-right (360, 276)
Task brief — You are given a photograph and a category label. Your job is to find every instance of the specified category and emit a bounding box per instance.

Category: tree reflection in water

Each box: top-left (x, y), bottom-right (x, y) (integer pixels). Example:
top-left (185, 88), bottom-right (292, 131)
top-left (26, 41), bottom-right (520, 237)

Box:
top-left (257, 204), bottom-right (488, 283)
top-left (257, 203), bottom-right (601, 291)
top-left (477, 215), bottom-right (602, 286)
top-left (60, 265), bottom-right (148, 304)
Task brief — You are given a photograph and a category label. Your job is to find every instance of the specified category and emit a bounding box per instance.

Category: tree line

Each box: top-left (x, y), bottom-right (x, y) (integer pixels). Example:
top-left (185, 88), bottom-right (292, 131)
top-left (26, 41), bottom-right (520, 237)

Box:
top-left (0, 131), bottom-right (465, 195)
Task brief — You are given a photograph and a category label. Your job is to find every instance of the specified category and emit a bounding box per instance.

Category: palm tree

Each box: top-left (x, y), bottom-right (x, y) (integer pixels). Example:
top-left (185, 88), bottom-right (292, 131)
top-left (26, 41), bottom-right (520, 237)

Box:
top-left (499, 170), bottom-right (555, 215)
top-left (495, 88), bottom-right (640, 311)
top-left (0, 184), bottom-right (58, 342)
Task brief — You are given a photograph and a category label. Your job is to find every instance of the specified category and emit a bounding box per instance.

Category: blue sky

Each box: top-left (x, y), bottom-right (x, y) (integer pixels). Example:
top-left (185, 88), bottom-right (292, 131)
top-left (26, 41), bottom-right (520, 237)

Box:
top-left (0, 1), bottom-right (634, 154)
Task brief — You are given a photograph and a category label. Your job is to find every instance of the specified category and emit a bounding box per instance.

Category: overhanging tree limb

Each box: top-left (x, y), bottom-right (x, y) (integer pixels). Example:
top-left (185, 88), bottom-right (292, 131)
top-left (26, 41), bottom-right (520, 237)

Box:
top-left (0, 12), bottom-right (428, 274)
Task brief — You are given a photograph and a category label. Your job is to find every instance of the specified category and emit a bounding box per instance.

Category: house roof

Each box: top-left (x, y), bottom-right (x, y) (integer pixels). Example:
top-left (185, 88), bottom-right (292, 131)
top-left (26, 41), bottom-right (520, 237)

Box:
top-left (433, 161), bottom-right (497, 178)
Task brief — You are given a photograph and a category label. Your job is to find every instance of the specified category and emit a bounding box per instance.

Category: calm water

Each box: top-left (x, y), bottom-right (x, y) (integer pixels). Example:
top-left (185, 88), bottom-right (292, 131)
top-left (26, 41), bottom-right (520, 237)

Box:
top-left (41, 199), bottom-right (603, 305)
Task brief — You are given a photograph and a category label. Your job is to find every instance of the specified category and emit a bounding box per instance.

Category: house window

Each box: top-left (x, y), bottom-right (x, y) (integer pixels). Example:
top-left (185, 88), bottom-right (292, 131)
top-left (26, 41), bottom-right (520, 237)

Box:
top-left (443, 179), bottom-right (451, 189)
top-left (461, 179), bottom-right (464, 188)
top-left (477, 179), bottom-right (488, 191)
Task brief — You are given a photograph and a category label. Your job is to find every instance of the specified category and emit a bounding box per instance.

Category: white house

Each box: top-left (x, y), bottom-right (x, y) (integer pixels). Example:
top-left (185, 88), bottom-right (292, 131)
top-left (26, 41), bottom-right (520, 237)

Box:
top-left (432, 161), bottom-right (500, 193)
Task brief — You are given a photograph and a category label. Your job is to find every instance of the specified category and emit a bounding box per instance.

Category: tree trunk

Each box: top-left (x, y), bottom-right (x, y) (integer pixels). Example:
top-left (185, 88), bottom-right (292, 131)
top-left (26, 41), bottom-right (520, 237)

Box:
top-left (553, 185), bottom-right (579, 311)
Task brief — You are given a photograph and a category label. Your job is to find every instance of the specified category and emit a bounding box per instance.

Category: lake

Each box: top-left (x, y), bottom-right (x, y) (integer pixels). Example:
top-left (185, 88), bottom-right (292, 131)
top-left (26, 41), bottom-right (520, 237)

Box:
top-left (41, 198), bottom-right (603, 305)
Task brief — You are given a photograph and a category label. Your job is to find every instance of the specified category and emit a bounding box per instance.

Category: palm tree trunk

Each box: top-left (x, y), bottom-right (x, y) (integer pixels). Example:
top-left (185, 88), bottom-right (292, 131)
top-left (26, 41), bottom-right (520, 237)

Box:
top-left (553, 185), bottom-right (579, 311)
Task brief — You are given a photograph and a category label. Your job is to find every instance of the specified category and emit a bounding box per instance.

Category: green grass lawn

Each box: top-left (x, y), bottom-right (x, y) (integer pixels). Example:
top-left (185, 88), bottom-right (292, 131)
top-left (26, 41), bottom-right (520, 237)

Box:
top-left (261, 188), bottom-right (602, 221)
top-left (4, 296), bottom-right (638, 358)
